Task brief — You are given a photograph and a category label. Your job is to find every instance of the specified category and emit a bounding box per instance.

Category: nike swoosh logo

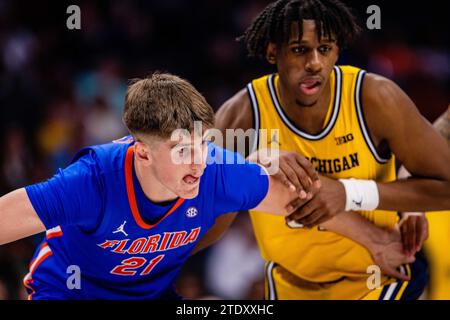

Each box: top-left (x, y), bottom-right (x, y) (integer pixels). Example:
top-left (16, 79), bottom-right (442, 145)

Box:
top-left (353, 199), bottom-right (362, 207)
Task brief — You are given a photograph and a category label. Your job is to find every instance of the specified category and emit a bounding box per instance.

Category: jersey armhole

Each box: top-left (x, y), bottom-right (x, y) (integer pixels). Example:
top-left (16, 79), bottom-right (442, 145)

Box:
top-left (354, 70), bottom-right (392, 164)
top-left (246, 82), bottom-right (260, 155)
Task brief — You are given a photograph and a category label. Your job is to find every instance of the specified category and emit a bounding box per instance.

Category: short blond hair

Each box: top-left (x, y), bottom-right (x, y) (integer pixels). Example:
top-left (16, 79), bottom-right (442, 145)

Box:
top-left (122, 72), bottom-right (214, 139)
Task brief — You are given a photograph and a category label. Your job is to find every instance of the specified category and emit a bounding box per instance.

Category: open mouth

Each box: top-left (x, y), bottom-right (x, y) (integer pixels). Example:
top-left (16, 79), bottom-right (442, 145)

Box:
top-left (183, 174), bottom-right (200, 185)
top-left (299, 78), bottom-right (322, 96)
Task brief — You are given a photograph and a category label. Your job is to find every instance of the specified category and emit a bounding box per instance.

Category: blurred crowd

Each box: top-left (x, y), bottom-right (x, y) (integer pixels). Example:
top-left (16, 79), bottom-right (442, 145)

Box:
top-left (0, 0), bottom-right (448, 299)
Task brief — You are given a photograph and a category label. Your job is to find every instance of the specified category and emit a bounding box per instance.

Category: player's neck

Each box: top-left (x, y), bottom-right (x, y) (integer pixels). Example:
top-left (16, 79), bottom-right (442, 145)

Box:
top-left (134, 155), bottom-right (178, 204)
top-left (277, 77), bottom-right (332, 135)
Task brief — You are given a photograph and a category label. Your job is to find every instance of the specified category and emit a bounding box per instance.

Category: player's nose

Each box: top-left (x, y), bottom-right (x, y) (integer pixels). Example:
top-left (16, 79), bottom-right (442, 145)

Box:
top-left (191, 145), bottom-right (206, 167)
top-left (305, 50), bottom-right (322, 73)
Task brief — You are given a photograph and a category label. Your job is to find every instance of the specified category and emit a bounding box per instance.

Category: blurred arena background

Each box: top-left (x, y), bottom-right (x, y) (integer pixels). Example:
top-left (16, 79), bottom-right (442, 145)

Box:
top-left (0, 0), bottom-right (448, 299)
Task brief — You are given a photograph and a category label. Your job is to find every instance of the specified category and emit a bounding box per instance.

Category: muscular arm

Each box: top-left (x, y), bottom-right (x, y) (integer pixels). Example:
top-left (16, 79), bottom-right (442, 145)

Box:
top-left (363, 74), bottom-right (450, 211)
top-left (0, 188), bottom-right (46, 245)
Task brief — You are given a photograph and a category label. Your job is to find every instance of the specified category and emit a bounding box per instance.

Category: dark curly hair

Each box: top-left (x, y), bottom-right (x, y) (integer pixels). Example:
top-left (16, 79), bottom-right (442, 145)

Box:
top-left (238, 0), bottom-right (361, 60)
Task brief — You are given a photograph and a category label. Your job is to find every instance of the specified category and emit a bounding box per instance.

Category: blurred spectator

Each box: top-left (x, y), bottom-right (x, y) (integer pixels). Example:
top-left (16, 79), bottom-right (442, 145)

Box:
top-left (2, 30), bottom-right (37, 75)
top-left (176, 271), bottom-right (208, 300)
top-left (205, 214), bottom-right (265, 299)
top-left (0, 278), bottom-right (9, 300)
top-left (36, 97), bottom-right (83, 170)
top-left (75, 59), bottom-right (127, 117)
top-left (1, 126), bottom-right (31, 189)
top-left (84, 97), bottom-right (126, 144)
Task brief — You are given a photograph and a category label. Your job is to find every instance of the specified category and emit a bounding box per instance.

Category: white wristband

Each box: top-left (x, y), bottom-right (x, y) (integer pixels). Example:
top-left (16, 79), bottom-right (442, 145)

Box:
top-left (338, 178), bottom-right (379, 211)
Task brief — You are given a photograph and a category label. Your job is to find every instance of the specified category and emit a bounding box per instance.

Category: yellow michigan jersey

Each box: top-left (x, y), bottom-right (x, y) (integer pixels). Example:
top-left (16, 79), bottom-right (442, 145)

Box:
top-left (248, 65), bottom-right (401, 299)
top-left (425, 211), bottom-right (450, 300)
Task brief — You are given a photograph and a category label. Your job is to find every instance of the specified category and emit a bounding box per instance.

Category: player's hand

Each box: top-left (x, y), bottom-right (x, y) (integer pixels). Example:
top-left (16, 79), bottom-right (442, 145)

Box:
top-left (276, 150), bottom-right (321, 198)
top-left (286, 175), bottom-right (345, 228)
top-left (253, 149), bottom-right (321, 198)
top-left (398, 212), bottom-right (429, 257)
top-left (367, 227), bottom-right (415, 281)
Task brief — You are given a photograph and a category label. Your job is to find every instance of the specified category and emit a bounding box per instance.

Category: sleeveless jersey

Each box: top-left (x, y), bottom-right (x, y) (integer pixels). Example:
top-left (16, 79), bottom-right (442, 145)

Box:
top-left (248, 65), bottom-right (398, 283)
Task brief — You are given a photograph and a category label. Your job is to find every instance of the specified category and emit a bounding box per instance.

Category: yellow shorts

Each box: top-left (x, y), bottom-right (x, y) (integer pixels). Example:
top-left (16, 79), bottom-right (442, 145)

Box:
top-left (264, 253), bottom-right (427, 300)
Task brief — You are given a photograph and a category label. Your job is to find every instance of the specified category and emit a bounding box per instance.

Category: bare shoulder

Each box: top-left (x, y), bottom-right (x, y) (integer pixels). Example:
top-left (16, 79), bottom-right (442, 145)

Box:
top-left (362, 73), bottom-right (418, 115)
top-left (361, 73), bottom-right (450, 181)
top-left (361, 73), bottom-right (421, 140)
top-left (215, 88), bottom-right (253, 131)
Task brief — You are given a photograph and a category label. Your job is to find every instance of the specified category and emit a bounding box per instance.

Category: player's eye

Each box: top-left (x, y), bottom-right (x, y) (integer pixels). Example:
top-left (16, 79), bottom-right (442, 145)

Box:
top-left (178, 147), bottom-right (188, 156)
top-left (318, 45), bottom-right (331, 54)
top-left (291, 46), bottom-right (308, 55)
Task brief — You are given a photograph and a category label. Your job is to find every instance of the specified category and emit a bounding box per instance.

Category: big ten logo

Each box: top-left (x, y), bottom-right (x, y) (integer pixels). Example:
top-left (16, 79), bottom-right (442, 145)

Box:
top-left (366, 265), bottom-right (381, 290)
top-left (66, 5), bottom-right (81, 30)
top-left (335, 133), bottom-right (354, 146)
top-left (67, 265), bottom-right (82, 290)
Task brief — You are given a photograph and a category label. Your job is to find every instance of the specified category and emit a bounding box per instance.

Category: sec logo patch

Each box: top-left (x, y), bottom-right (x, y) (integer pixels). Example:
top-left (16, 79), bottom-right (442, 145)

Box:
top-left (186, 206), bottom-right (198, 218)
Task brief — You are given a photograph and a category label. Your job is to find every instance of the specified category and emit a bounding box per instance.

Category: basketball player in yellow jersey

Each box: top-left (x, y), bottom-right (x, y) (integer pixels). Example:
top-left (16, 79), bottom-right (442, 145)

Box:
top-left (399, 106), bottom-right (450, 299)
top-left (198, 0), bottom-right (450, 300)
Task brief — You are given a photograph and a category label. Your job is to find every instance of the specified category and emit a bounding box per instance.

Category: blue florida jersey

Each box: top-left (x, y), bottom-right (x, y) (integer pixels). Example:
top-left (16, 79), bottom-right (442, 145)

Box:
top-left (24, 136), bottom-right (269, 300)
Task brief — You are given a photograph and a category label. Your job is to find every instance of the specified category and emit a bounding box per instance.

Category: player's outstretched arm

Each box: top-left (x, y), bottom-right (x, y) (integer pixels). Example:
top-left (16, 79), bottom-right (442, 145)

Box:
top-left (0, 188), bottom-right (45, 245)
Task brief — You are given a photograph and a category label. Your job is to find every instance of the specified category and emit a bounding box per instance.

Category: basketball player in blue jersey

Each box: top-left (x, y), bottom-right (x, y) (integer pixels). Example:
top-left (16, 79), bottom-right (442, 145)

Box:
top-left (197, 0), bottom-right (450, 300)
top-left (0, 73), bottom-right (322, 300)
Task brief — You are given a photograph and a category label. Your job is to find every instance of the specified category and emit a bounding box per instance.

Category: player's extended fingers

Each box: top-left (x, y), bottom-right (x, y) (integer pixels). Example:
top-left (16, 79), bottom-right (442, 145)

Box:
top-left (403, 254), bottom-right (416, 265)
top-left (300, 209), bottom-right (328, 228)
top-left (279, 161), bottom-right (303, 195)
top-left (400, 224), bottom-right (408, 254)
top-left (408, 218), bottom-right (417, 256)
top-left (308, 178), bottom-right (321, 197)
top-left (286, 197), bottom-right (308, 213)
top-left (276, 167), bottom-right (296, 192)
top-left (382, 265), bottom-right (410, 281)
top-left (286, 158), bottom-right (312, 194)
top-left (401, 219), bottom-right (414, 256)
top-left (294, 154), bottom-right (320, 185)
top-left (422, 215), bottom-right (429, 242)
top-left (416, 216), bottom-right (429, 252)
top-left (288, 199), bottom-right (317, 221)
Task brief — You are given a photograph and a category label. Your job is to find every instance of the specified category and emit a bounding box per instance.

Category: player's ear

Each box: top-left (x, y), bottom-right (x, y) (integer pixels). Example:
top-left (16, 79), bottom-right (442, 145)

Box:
top-left (266, 43), bottom-right (277, 65)
top-left (135, 141), bottom-right (152, 165)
